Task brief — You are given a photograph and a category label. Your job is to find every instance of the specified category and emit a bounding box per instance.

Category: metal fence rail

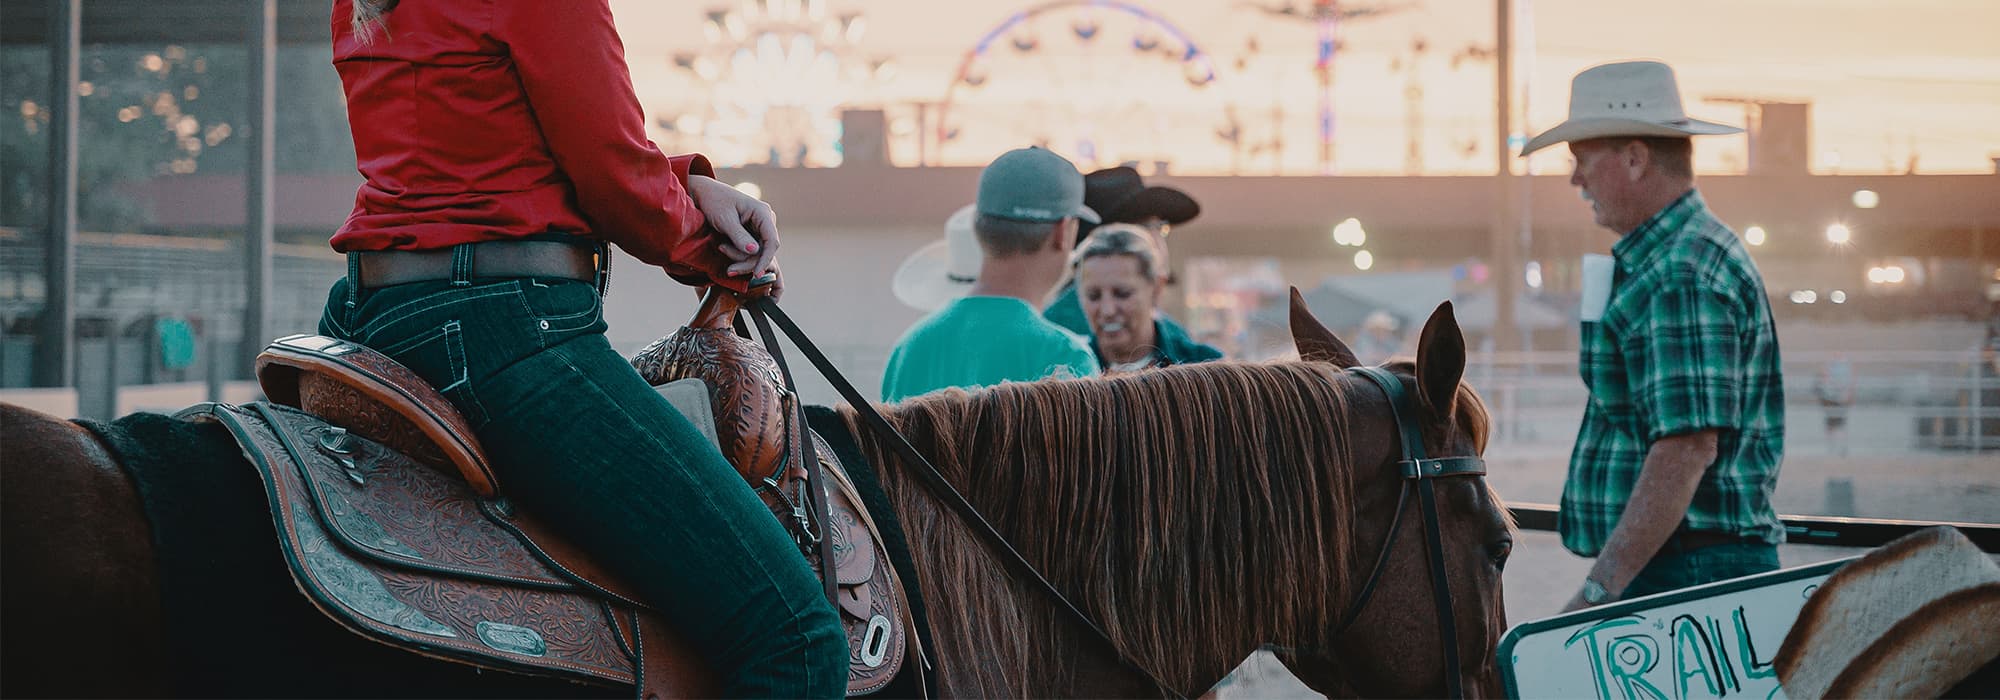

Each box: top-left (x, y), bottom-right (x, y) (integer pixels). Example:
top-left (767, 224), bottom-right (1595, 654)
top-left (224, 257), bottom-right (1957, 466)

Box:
top-left (1, 230), bottom-right (343, 388)
top-left (1465, 349), bottom-right (1999, 453)
top-left (1507, 503), bottom-right (2000, 553)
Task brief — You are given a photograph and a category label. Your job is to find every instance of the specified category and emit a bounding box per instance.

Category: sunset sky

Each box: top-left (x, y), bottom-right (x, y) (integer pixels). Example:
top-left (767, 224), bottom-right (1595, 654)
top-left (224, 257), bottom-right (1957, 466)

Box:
top-left (610, 0), bottom-right (2000, 176)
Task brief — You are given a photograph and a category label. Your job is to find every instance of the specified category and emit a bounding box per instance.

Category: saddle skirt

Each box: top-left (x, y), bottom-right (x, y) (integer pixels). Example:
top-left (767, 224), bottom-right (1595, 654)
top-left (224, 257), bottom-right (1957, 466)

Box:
top-left (246, 303), bottom-right (912, 695)
top-left (184, 401), bottom-right (698, 694)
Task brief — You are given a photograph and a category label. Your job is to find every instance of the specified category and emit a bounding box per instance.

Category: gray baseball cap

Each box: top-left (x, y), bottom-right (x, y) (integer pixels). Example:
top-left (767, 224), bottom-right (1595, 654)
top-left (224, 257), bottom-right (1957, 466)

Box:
top-left (975, 147), bottom-right (1101, 224)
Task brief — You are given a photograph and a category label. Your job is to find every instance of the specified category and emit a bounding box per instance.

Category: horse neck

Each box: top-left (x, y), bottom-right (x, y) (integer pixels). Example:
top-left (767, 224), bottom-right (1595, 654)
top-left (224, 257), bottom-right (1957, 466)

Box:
top-left (845, 365), bottom-right (1370, 696)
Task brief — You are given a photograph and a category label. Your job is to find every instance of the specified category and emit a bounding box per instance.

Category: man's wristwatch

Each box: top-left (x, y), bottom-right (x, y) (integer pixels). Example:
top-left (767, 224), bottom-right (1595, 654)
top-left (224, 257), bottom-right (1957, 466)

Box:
top-left (1580, 578), bottom-right (1614, 606)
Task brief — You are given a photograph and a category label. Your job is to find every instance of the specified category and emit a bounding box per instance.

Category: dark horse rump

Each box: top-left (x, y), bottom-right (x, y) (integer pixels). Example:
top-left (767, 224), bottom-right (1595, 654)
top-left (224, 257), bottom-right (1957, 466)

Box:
top-left (76, 409), bottom-right (615, 698)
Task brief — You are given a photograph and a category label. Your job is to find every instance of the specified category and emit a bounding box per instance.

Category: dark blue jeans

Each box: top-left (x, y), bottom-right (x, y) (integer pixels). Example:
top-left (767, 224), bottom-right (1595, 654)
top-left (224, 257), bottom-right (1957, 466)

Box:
top-left (1623, 540), bottom-right (1780, 599)
top-left (319, 272), bottom-right (845, 698)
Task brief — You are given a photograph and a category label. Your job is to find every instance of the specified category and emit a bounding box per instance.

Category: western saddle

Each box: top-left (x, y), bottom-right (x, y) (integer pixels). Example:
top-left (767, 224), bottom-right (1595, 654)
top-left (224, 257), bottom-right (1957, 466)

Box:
top-left (227, 287), bottom-right (914, 697)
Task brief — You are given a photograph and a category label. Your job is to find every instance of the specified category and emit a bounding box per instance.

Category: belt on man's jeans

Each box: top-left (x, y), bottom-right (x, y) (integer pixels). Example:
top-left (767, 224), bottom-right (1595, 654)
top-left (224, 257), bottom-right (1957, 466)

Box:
top-left (1665, 529), bottom-right (1760, 553)
top-left (351, 240), bottom-right (600, 290)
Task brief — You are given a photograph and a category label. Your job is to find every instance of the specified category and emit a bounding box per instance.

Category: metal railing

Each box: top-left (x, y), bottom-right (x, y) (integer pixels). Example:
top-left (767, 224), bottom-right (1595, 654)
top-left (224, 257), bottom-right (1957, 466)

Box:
top-left (1463, 349), bottom-right (2000, 454)
top-left (1507, 503), bottom-right (2000, 553)
top-left (0, 229), bottom-right (344, 395)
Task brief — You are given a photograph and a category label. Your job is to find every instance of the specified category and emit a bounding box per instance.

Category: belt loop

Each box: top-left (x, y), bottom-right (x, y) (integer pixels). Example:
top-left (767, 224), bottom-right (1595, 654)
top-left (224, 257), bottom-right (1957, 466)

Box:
top-left (593, 241), bottom-right (611, 297)
top-left (344, 253), bottom-right (362, 308)
top-left (450, 243), bottom-right (474, 287)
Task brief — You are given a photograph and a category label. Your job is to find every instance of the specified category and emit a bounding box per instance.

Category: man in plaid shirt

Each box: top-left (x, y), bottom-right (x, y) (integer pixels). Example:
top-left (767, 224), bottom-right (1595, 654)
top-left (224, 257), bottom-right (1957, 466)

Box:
top-left (1521, 61), bottom-right (1785, 612)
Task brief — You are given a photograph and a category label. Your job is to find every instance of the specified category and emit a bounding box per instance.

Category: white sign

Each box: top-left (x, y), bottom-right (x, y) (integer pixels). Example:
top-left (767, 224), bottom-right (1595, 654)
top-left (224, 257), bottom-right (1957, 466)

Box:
top-left (1500, 559), bottom-right (1852, 700)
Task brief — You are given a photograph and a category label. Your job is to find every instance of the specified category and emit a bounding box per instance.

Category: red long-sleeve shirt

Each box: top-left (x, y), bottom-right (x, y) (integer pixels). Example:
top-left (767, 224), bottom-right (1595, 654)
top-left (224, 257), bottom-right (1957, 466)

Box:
top-left (329, 0), bottom-right (739, 290)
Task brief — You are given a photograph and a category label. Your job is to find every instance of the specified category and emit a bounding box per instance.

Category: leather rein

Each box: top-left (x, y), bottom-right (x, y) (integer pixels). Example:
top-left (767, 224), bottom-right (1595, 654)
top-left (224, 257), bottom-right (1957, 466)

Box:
top-left (743, 295), bottom-right (1484, 699)
top-left (1334, 366), bottom-right (1488, 700)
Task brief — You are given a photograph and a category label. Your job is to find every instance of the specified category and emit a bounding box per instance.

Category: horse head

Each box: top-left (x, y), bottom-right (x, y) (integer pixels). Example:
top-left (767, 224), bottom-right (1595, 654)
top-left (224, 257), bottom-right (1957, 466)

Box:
top-left (1282, 287), bottom-right (1512, 698)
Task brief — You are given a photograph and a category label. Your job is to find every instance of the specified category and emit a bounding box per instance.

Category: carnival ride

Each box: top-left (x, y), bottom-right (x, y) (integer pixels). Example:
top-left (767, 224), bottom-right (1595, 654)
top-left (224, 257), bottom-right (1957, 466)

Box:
top-left (932, 0), bottom-right (1222, 173)
top-left (659, 0), bottom-right (895, 167)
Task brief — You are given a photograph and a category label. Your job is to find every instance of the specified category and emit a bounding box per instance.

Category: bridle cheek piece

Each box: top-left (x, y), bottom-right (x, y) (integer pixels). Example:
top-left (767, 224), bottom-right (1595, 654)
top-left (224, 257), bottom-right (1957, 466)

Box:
top-left (1333, 366), bottom-right (1488, 700)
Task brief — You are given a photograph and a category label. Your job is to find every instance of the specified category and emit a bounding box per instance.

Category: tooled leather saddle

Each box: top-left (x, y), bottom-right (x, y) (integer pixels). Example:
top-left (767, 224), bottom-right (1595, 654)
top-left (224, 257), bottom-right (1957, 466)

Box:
top-left (195, 287), bottom-right (915, 697)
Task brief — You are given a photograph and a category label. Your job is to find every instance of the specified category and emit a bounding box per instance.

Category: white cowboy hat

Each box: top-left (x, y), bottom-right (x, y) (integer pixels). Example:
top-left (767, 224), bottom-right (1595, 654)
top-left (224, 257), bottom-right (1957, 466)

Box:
top-left (1520, 60), bottom-right (1742, 156)
top-left (891, 204), bottom-right (980, 311)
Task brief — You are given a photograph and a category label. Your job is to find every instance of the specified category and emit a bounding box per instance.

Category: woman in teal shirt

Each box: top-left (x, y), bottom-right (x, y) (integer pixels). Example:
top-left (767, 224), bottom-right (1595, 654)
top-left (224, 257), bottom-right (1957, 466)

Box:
top-left (1070, 226), bottom-right (1222, 373)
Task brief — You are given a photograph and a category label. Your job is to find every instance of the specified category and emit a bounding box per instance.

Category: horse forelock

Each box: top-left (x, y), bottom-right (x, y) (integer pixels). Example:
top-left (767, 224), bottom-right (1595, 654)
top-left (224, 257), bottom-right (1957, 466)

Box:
top-left (845, 361), bottom-right (1379, 695)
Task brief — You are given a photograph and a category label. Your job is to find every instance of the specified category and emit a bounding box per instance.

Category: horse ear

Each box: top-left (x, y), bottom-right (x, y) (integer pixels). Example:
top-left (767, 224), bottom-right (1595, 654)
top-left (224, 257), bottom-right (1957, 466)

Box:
top-left (1414, 301), bottom-right (1466, 419)
top-left (1290, 286), bottom-right (1360, 368)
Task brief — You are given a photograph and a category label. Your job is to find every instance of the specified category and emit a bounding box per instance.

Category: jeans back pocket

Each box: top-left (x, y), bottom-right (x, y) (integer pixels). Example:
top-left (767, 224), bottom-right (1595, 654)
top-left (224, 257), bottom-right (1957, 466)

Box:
top-left (521, 278), bottom-right (606, 337)
top-left (375, 319), bottom-right (487, 428)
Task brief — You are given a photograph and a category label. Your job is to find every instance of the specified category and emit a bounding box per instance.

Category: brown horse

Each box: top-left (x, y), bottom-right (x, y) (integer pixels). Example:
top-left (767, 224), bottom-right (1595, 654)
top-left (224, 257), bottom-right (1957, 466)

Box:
top-left (0, 299), bottom-right (1510, 697)
top-left (842, 299), bottom-right (1511, 697)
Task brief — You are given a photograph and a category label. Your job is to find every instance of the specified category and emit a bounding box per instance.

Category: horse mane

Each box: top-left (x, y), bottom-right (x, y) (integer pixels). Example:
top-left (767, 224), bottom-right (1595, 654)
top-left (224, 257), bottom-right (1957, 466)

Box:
top-left (843, 360), bottom-right (1428, 695)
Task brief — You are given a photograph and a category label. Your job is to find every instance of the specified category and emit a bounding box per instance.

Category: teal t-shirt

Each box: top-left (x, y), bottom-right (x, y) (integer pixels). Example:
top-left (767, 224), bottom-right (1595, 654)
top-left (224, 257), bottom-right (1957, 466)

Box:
top-left (882, 296), bottom-right (1099, 402)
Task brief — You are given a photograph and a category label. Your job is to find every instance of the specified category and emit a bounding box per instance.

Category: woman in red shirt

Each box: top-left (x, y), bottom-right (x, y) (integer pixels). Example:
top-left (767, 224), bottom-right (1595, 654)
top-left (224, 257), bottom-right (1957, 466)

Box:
top-left (322, 1), bottom-right (844, 695)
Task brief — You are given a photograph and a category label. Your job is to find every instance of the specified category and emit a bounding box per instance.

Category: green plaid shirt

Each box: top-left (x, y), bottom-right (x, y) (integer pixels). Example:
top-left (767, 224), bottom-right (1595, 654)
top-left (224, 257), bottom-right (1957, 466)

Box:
top-left (1560, 191), bottom-right (1786, 557)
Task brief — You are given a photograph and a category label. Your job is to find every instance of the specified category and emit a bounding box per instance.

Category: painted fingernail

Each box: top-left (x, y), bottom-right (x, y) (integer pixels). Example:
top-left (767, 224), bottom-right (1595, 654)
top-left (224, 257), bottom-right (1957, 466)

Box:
top-left (745, 242), bottom-right (760, 253)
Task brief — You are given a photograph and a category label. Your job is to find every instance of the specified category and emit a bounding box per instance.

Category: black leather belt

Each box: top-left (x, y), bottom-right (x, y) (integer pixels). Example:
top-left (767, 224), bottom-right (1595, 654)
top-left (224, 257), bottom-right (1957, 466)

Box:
top-left (351, 240), bottom-right (599, 289)
top-left (1667, 529), bottom-right (1759, 553)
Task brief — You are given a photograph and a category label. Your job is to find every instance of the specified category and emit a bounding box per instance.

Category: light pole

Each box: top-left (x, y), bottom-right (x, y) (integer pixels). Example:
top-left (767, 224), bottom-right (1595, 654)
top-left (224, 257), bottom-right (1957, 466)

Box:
top-left (1490, 0), bottom-right (1520, 354)
top-left (37, 0), bottom-right (80, 389)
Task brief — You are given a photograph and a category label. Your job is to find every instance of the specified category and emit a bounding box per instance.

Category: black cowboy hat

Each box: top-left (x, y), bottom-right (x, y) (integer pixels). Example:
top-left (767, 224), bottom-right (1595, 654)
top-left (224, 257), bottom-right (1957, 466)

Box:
top-left (1077, 166), bottom-right (1200, 243)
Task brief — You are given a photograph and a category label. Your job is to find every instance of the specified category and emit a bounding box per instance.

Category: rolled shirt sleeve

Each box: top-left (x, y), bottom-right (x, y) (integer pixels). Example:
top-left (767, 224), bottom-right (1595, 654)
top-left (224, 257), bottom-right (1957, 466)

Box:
top-left (1627, 274), bottom-right (1746, 442)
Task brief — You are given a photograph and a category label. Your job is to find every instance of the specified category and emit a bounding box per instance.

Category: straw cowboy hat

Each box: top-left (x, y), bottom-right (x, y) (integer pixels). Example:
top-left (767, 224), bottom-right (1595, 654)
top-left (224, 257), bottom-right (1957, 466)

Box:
top-left (1775, 526), bottom-right (2000, 698)
top-left (892, 204), bottom-right (980, 311)
top-left (1520, 60), bottom-right (1742, 156)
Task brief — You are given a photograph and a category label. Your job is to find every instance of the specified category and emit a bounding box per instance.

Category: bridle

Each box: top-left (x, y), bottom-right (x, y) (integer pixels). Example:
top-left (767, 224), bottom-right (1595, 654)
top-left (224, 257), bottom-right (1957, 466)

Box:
top-left (744, 293), bottom-right (1486, 698)
top-left (1331, 366), bottom-right (1489, 699)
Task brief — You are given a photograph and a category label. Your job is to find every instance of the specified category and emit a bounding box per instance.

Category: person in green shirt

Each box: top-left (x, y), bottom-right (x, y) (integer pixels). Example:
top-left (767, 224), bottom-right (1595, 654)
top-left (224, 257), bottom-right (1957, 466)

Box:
top-left (1521, 60), bottom-right (1785, 612)
top-left (882, 147), bottom-right (1101, 402)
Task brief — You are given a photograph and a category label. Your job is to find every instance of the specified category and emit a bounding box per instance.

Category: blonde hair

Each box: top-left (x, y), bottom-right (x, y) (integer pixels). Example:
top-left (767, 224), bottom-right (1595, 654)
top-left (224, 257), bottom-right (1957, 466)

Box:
top-left (1071, 223), bottom-right (1162, 282)
top-left (351, 0), bottom-right (400, 44)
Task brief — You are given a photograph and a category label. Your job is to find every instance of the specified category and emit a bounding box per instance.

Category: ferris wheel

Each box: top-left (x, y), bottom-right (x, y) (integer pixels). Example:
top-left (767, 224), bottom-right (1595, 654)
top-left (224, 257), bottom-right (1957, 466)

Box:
top-left (934, 1), bottom-right (1223, 172)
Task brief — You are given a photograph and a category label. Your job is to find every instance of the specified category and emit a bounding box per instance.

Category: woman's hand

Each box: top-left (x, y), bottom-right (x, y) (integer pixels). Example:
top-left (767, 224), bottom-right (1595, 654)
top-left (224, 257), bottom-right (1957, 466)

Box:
top-left (686, 174), bottom-right (780, 282)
